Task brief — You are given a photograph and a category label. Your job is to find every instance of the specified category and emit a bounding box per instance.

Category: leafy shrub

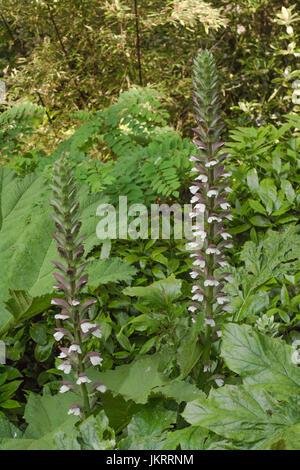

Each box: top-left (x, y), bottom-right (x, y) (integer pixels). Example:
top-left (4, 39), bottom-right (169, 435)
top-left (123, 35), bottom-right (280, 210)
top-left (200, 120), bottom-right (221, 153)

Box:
top-left (226, 114), bottom-right (300, 239)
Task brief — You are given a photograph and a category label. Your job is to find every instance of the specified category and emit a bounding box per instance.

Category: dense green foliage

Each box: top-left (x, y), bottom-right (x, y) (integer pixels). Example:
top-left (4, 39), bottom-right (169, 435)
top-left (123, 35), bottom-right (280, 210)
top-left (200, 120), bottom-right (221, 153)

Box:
top-left (0, 0), bottom-right (300, 452)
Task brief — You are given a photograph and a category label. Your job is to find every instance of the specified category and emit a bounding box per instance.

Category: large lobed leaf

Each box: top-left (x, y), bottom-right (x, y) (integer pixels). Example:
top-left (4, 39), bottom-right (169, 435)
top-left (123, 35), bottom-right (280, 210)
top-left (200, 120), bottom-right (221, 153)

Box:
top-left (0, 392), bottom-right (78, 450)
top-left (221, 323), bottom-right (300, 397)
top-left (183, 384), bottom-right (300, 450)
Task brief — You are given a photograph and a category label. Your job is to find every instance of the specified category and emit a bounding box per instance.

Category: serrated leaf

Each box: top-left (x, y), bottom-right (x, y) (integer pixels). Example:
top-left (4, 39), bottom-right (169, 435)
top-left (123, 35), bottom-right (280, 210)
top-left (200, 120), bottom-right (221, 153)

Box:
top-left (183, 384), bottom-right (300, 449)
top-left (86, 258), bottom-right (137, 287)
top-left (221, 323), bottom-right (300, 397)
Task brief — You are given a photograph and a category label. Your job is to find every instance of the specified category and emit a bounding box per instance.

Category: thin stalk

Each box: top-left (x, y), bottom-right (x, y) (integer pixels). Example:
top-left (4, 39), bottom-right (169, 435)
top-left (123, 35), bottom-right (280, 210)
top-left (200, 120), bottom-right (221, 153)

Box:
top-left (133, 0), bottom-right (143, 86)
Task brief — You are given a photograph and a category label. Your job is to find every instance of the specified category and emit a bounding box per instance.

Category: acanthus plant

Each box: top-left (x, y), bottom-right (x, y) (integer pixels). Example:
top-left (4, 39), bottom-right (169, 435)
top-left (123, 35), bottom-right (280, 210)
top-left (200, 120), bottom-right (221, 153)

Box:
top-left (50, 154), bottom-right (106, 419)
top-left (187, 50), bottom-right (233, 385)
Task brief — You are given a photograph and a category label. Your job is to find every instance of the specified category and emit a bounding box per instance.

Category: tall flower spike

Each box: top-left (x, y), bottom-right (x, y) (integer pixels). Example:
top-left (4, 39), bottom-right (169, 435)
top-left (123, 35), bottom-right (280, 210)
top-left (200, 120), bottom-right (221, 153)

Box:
top-left (188, 50), bottom-right (231, 332)
top-left (50, 154), bottom-right (104, 420)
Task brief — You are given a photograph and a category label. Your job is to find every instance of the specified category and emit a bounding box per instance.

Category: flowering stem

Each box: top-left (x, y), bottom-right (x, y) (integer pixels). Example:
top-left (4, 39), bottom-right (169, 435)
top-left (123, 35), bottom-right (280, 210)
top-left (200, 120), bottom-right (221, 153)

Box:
top-left (50, 154), bottom-right (105, 419)
top-left (188, 51), bottom-right (232, 379)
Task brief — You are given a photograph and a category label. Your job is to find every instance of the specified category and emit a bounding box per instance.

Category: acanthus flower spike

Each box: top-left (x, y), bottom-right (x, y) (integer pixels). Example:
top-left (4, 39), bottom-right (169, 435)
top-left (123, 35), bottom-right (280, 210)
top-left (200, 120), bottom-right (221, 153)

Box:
top-left (188, 50), bottom-right (232, 349)
top-left (50, 153), bottom-right (104, 420)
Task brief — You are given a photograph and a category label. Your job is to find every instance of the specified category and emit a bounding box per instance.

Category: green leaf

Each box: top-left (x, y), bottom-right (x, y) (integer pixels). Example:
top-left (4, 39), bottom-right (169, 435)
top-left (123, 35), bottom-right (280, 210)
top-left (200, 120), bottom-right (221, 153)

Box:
top-left (1, 290), bottom-right (52, 335)
top-left (96, 355), bottom-right (169, 404)
top-left (86, 258), bottom-right (137, 287)
top-left (281, 180), bottom-right (295, 203)
top-left (123, 275), bottom-right (181, 311)
top-left (221, 323), bottom-right (300, 397)
top-left (0, 415), bottom-right (22, 440)
top-left (30, 324), bottom-right (48, 345)
top-left (162, 426), bottom-right (208, 450)
top-left (101, 392), bottom-right (141, 433)
top-left (78, 412), bottom-right (115, 450)
top-left (153, 381), bottom-right (204, 403)
top-left (249, 215), bottom-right (272, 227)
top-left (118, 401), bottom-right (176, 450)
top-left (176, 315), bottom-right (203, 378)
top-left (0, 392), bottom-right (79, 449)
top-left (247, 168), bottom-right (259, 192)
top-left (248, 199), bottom-right (267, 215)
top-left (34, 340), bottom-right (54, 362)
top-left (53, 431), bottom-right (81, 450)
top-left (281, 284), bottom-right (290, 306)
top-left (183, 385), bottom-right (300, 449)
top-left (0, 399), bottom-right (21, 409)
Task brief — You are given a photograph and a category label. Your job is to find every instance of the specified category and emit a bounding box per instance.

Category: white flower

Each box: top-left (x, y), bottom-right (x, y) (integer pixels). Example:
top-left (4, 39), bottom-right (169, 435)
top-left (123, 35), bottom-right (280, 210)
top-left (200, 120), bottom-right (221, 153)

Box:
top-left (292, 80), bottom-right (300, 89)
top-left (203, 362), bottom-right (211, 372)
top-left (221, 232), bottom-right (232, 240)
top-left (205, 160), bottom-right (218, 167)
top-left (291, 350), bottom-right (300, 365)
top-left (194, 203), bottom-right (205, 211)
top-left (287, 25), bottom-right (293, 35)
top-left (192, 294), bottom-right (204, 302)
top-left (55, 313), bottom-right (69, 320)
top-left (218, 261), bottom-right (229, 267)
top-left (58, 363), bottom-right (72, 374)
top-left (90, 355), bottom-right (103, 366)
top-left (204, 279), bottom-right (219, 287)
top-left (80, 322), bottom-right (96, 333)
top-left (207, 190), bottom-right (218, 198)
top-left (54, 331), bottom-right (64, 341)
top-left (69, 343), bottom-right (82, 354)
top-left (189, 212), bottom-right (197, 218)
top-left (191, 317), bottom-right (196, 324)
top-left (220, 202), bottom-right (230, 210)
top-left (68, 406), bottom-right (81, 416)
top-left (193, 230), bottom-right (206, 239)
top-left (225, 243), bottom-right (233, 249)
top-left (208, 216), bottom-right (222, 223)
top-left (76, 375), bottom-right (91, 385)
top-left (237, 24), bottom-right (245, 35)
top-left (217, 330), bottom-right (222, 338)
top-left (188, 306), bottom-right (197, 313)
top-left (189, 156), bottom-right (198, 162)
top-left (187, 242), bottom-right (199, 249)
top-left (204, 317), bottom-right (215, 327)
top-left (195, 174), bottom-right (208, 183)
top-left (206, 247), bottom-right (220, 255)
top-left (92, 328), bottom-right (102, 339)
top-left (189, 186), bottom-right (199, 195)
top-left (292, 89), bottom-right (300, 105)
top-left (223, 305), bottom-right (232, 312)
top-left (96, 384), bottom-right (107, 393)
top-left (225, 214), bottom-right (233, 221)
top-left (190, 196), bottom-right (198, 203)
top-left (191, 285), bottom-right (198, 293)
top-left (224, 187), bottom-right (233, 193)
top-left (223, 171), bottom-right (232, 178)
top-left (217, 296), bottom-right (228, 305)
top-left (59, 384), bottom-right (71, 393)
top-left (58, 351), bottom-right (68, 359)
top-left (193, 259), bottom-right (205, 268)
top-left (215, 378), bottom-right (224, 387)
top-left (71, 299), bottom-right (80, 306)
top-left (190, 271), bottom-right (198, 279)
